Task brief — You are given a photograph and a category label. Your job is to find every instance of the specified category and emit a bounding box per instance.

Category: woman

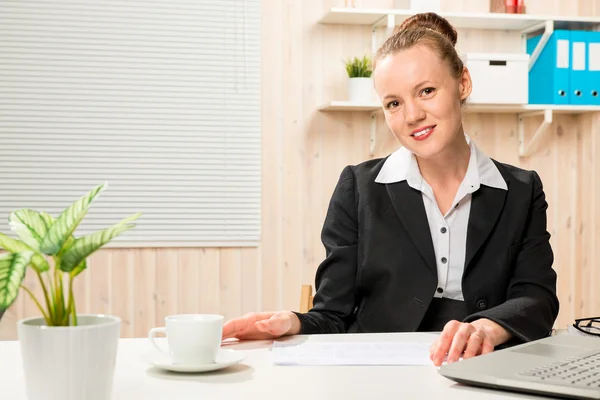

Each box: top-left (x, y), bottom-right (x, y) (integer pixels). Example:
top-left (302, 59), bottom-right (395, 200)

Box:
top-left (222, 12), bottom-right (559, 367)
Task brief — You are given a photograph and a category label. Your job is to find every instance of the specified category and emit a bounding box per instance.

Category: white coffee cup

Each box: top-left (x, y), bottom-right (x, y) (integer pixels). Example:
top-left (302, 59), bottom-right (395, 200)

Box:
top-left (148, 314), bottom-right (224, 365)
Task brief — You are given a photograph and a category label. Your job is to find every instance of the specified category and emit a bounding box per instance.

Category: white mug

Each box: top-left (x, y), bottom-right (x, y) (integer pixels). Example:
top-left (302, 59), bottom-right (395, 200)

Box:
top-left (148, 314), bottom-right (224, 365)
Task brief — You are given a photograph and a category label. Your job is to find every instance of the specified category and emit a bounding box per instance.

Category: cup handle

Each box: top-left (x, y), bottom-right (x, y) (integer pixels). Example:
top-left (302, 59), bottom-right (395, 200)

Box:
top-left (148, 327), bottom-right (169, 356)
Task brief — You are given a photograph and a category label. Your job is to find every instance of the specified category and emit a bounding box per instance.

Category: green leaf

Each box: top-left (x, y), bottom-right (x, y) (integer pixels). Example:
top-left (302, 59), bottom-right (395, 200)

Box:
top-left (47, 210), bottom-right (87, 277)
top-left (41, 211), bottom-right (75, 253)
top-left (69, 260), bottom-right (87, 278)
top-left (60, 213), bottom-right (141, 273)
top-left (30, 254), bottom-right (50, 273)
top-left (9, 209), bottom-right (52, 251)
top-left (0, 232), bottom-right (31, 253)
top-left (344, 55), bottom-right (373, 78)
top-left (0, 252), bottom-right (34, 312)
top-left (41, 211), bottom-right (79, 259)
top-left (40, 183), bottom-right (106, 255)
top-left (39, 212), bottom-right (56, 228)
top-left (0, 233), bottom-right (49, 272)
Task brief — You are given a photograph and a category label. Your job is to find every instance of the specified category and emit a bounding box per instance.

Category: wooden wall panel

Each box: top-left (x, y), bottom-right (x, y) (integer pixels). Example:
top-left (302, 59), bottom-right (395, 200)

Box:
top-left (591, 113), bottom-right (600, 316)
top-left (1, 0), bottom-right (600, 340)
top-left (260, 0), bottom-right (284, 314)
top-left (133, 248), bottom-right (157, 338)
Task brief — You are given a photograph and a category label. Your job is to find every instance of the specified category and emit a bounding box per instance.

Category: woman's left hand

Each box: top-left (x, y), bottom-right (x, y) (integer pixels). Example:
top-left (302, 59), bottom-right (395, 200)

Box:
top-left (429, 318), bottom-right (512, 366)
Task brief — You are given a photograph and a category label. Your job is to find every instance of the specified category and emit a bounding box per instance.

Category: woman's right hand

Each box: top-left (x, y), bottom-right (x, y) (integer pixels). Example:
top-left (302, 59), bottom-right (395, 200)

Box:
top-left (221, 310), bottom-right (301, 340)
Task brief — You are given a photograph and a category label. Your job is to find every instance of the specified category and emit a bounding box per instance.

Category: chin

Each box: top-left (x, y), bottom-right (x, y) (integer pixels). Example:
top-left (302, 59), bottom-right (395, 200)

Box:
top-left (414, 148), bottom-right (445, 160)
top-left (398, 138), bottom-right (446, 159)
top-left (400, 125), bottom-right (465, 158)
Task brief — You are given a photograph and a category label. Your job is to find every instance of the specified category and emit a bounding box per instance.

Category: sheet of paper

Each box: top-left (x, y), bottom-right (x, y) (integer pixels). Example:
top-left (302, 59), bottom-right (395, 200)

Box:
top-left (271, 341), bottom-right (433, 366)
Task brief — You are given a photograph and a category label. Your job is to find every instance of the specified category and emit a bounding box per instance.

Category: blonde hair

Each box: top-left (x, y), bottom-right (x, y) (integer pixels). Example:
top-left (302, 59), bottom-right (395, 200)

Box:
top-left (373, 12), bottom-right (464, 81)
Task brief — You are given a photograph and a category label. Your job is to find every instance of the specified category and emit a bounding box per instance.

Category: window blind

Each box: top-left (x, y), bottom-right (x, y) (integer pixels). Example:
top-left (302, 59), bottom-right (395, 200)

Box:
top-left (0, 0), bottom-right (261, 247)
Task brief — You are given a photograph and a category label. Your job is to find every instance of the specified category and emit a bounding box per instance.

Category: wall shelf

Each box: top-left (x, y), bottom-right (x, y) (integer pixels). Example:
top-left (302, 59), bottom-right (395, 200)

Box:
top-left (320, 8), bottom-right (600, 71)
top-left (318, 7), bottom-right (600, 31)
top-left (468, 104), bottom-right (600, 114)
top-left (318, 101), bottom-right (381, 112)
top-left (319, 102), bottom-right (600, 156)
top-left (318, 8), bottom-right (600, 157)
top-left (319, 101), bottom-right (600, 114)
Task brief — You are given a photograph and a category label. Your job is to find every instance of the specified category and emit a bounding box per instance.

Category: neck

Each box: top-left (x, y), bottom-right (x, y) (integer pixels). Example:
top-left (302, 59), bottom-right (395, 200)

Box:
top-left (416, 131), bottom-right (471, 187)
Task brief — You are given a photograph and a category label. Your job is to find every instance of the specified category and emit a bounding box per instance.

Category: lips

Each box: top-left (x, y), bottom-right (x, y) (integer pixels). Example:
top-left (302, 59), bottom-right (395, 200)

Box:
top-left (411, 125), bottom-right (435, 141)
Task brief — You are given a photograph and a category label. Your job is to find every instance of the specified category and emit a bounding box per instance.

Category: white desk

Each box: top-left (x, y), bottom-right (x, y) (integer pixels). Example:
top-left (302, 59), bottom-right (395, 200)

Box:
top-left (1, 332), bottom-right (556, 399)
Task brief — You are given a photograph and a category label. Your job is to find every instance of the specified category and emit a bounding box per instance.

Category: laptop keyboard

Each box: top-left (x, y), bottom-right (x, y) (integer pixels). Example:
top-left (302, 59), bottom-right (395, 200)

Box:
top-left (518, 351), bottom-right (600, 388)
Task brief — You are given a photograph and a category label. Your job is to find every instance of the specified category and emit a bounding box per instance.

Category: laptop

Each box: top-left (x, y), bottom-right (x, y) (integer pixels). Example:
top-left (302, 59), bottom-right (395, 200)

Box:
top-left (439, 334), bottom-right (600, 399)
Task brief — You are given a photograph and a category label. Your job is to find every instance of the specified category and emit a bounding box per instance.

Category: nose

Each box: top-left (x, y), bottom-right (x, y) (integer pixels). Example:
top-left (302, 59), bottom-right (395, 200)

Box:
top-left (405, 100), bottom-right (426, 125)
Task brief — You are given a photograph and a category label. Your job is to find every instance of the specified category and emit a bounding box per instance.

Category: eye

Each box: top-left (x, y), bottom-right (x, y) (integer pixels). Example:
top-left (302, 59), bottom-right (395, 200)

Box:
top-left (386, 100), bottom-right (400, 109)
top-left (421, 87), bottom-right (435, 96)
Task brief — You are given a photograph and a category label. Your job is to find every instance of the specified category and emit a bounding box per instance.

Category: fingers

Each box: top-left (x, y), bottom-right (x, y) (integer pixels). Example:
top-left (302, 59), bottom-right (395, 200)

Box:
top-left (447, 323), bottom-right (474, 363)
top-left (462, 330), bottom-right (484, 360)
top-left (431, 320), bottom-right (461, 366)
top-left (256, 312), bottom-right (292, 336)
top-left (222, 311), bottom-right (293, 340)
top-left (221, 316), bottom-right (249, 340)
top-left (481, 334), bottom-right (495, 355)
top-left (431, 322), bottom-right (496, 366)
top-left (222, 312), bottom-right (276, 340)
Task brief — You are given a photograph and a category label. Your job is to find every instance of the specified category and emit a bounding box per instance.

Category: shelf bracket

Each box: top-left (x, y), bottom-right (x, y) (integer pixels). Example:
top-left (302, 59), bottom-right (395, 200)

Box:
top-left (521, 20), bottom-right (553, 71)
top-left (371, 22), bottom-right (378, 55)
top-left (386, 13), bottom-right (395, 36)
top-left (518, 109), bottom-right (553, 157)
top-left (371, 14), bottom-right (395, 55)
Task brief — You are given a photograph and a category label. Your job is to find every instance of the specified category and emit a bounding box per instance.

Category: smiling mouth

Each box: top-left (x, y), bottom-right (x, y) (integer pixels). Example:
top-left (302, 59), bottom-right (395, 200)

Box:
top-left (411, 126), bottom-right (435, 138)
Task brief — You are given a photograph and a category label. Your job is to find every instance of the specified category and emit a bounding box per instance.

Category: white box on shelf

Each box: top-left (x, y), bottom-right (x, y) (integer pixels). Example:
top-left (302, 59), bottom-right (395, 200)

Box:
top-left (465, 52), bottom-right (529, 105)
top-left (465, 53), bottom-right (529, 104)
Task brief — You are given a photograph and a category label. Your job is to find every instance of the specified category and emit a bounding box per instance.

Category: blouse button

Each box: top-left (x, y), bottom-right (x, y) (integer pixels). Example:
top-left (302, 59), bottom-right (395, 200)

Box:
top-left (477, 299), bottom-right (488, 310)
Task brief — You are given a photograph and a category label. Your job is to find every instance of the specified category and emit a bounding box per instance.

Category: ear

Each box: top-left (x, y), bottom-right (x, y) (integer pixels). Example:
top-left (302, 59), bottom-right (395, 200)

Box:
top-left (458, 66), bottom-right (473, 101)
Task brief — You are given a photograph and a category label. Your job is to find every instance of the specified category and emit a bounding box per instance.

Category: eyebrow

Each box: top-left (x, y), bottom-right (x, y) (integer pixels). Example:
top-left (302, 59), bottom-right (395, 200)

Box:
top-left (382, 80), bottom-right (433, 100)
top-left (412, 80), bottom-right (432, 90)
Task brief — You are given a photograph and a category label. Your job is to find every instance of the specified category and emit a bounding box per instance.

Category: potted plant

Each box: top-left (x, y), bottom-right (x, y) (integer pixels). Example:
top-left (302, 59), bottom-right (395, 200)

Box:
top-left (0, 183), bottom-right (141, 400)
top-left (344, 54), bottom-right (375, 103)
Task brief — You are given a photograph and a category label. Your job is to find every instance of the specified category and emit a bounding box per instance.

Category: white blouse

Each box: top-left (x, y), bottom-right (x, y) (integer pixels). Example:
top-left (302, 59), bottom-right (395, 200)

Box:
top-left (374, 136), bottom-right (507, 300)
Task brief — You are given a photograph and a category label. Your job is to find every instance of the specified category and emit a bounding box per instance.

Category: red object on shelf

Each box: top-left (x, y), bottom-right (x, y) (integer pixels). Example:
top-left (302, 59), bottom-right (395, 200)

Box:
top-left (516, 0), bottom-right (526, 14)
top-left (505, 0), bottom-right (517, 13)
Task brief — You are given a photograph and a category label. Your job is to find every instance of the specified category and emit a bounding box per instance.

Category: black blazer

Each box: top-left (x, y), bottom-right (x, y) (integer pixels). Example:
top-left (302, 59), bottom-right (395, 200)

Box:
top-left (295, 157), bottom-right (559, 345)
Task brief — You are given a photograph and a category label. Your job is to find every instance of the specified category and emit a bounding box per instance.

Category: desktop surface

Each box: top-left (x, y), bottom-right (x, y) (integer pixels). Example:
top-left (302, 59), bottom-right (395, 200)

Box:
top-left (0, 332), bottom-right (566, 400)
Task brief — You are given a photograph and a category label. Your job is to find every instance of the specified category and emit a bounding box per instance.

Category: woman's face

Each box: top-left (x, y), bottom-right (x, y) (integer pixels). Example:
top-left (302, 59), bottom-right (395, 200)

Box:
top-left (373, 44), bottom-right (472, 159)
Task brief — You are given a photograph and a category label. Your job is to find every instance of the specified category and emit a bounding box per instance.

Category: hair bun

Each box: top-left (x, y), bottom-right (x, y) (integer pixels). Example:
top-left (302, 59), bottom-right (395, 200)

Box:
top-left (397, 12), bottom-right (458, 46)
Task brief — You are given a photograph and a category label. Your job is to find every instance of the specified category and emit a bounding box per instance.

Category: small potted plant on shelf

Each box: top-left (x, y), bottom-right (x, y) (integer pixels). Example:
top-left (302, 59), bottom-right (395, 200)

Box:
top-left (0, 183), bottom-right (141, 400)
top-left (345, 54), bottom-right (374, 103)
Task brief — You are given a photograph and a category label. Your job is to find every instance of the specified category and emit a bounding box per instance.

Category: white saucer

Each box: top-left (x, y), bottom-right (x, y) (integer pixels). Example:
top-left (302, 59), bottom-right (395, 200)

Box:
top-left (143, 349), bottom-right (247, 373)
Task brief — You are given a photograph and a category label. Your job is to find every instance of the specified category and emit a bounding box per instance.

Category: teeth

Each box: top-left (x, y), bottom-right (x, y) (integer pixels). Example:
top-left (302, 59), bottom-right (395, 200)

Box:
top-left (413, 127), bottom-right (432, 137)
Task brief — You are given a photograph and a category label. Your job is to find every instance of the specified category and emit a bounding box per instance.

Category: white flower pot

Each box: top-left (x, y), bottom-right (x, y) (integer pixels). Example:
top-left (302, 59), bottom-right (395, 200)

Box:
top-left (18, 314), bottom-right (121, 400)
top-left (348, 77), bottom-right (375, 103)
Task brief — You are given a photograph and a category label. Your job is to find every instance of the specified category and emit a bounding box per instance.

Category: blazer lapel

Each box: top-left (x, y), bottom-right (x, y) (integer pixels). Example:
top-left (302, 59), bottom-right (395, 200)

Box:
top-left (386, 181), bottom-right (437, 276)
top-left (465, 185), bottom-right (508, 270)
